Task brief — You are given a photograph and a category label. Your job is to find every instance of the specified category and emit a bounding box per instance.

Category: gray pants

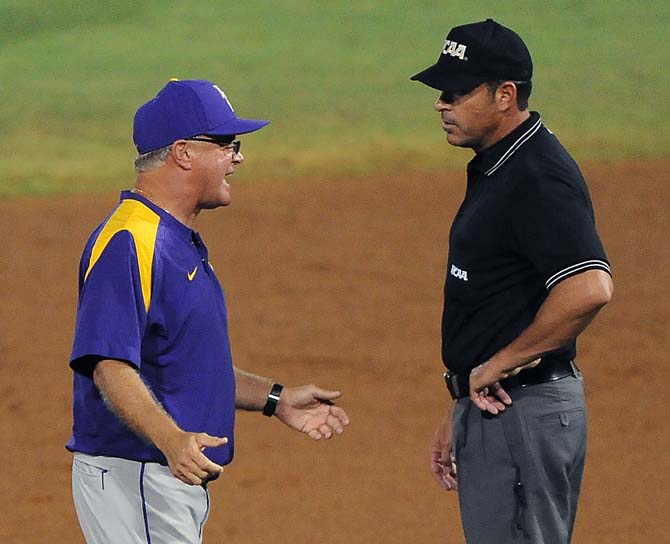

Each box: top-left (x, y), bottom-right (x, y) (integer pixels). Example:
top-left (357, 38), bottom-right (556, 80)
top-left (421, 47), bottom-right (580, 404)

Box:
top-left (452, 375), bottom-right (587, 544)
top-left (72, 453), bottom-right (210, 544)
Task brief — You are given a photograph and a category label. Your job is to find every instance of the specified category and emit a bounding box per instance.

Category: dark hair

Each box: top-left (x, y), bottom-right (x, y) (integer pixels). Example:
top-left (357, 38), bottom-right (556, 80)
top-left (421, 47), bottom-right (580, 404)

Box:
top-left (487, 80), bottom-right (532, 111)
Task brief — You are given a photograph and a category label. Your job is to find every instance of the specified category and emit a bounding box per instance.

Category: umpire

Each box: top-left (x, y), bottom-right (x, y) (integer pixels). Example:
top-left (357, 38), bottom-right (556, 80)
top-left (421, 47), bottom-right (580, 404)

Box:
top-left (411, 19), bottom-right (613, 543)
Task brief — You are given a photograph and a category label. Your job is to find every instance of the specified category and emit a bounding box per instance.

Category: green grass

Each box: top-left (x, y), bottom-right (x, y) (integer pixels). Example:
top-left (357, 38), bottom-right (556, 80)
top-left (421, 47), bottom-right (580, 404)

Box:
top-left (1, 0), bottom-right (668, 198)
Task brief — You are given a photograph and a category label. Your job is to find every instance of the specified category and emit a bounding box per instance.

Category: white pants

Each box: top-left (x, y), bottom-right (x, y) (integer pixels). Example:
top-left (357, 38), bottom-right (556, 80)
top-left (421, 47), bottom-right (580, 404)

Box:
top-left (72, 453), bottom-right (210, 543)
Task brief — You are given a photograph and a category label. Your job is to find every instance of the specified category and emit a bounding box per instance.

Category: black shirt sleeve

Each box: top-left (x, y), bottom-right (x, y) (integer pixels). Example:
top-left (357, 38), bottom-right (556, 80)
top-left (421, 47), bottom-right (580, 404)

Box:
top-left (510, 158), bottom-right (611, 291)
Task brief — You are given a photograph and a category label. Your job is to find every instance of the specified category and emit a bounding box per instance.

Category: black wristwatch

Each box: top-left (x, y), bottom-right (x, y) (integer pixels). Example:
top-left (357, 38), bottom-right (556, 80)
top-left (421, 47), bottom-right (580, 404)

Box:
top-left (262, 383), bottom-right (284, 417)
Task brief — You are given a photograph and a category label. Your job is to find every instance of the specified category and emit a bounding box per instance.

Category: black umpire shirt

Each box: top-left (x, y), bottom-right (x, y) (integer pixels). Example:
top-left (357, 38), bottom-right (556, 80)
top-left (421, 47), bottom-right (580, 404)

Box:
top-left (442, 111), bottom-right (611, 375)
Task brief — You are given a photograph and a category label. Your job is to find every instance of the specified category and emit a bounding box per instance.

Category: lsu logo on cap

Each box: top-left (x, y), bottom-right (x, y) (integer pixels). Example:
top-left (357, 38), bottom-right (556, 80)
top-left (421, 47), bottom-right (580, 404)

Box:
top-left (442, 40), bottom-right (467, 60)
top-left (213, 84), bottom-right (234, 111)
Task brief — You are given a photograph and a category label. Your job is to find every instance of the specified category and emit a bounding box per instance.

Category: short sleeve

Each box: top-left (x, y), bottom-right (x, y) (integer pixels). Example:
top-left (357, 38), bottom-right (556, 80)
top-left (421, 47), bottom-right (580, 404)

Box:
top-left (511, 164), bottom-right (611, 291)
top-left (70, 230), bottom-right (147, 376)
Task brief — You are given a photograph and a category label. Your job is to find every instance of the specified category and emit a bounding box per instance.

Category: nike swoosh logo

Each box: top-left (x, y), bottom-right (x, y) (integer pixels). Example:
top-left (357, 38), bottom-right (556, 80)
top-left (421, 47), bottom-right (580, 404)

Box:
top-left (187, 266), bottom-right (198, 281)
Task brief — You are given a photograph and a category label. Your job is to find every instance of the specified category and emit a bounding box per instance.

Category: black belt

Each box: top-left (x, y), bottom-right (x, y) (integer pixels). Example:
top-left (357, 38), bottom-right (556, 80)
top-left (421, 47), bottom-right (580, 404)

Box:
top-left (444, 358), bottom-right (579, 400)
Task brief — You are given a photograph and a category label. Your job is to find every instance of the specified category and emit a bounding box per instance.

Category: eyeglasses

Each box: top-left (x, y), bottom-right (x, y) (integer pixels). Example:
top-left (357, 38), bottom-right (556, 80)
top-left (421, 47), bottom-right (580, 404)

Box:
top-left (187, 137), bottom-right (241, 155)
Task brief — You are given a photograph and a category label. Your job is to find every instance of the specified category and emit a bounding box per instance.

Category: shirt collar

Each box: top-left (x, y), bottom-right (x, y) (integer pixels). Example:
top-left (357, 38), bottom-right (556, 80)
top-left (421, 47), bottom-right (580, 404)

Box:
top-left (120, 190), bottom-right (194, 241)
top-left (467, 111), bottom-right (542, 177)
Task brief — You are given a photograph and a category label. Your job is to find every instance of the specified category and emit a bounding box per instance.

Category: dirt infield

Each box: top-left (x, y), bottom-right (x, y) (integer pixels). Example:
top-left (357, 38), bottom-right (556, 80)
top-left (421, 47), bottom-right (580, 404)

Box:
top-left (1, 159), bottom-right (667, 543)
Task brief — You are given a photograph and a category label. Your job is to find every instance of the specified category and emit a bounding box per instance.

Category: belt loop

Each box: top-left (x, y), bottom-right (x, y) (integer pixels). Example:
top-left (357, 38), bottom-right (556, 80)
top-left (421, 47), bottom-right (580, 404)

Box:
top-left (569, 359), bottom-right (579, 377)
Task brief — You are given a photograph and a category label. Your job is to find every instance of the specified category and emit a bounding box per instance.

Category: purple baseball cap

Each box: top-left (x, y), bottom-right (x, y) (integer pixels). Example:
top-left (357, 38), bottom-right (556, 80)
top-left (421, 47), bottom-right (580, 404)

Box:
top-left (133, 79), bottom-right (269, 154)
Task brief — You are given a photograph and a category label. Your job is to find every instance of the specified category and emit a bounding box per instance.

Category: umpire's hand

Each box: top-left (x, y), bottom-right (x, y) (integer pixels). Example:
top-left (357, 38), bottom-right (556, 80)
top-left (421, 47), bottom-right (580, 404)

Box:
top-left (430, 410), bottom-right (458, 491)
top-left (469, 358), bottom-right (540, 414)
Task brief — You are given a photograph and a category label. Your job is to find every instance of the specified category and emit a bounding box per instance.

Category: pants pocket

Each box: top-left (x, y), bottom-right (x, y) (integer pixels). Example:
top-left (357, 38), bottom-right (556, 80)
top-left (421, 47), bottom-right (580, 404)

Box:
top-left (531, 407), bottom-right (586, 467)
top-left (452, 399), bottom-right (471, 460)
top-left (73, 457), bottom-right (109, 489)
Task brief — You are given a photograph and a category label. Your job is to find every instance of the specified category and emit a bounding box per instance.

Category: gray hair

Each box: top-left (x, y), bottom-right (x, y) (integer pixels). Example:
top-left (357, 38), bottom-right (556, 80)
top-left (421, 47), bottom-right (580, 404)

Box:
top-left (134, 145), bottom-right (172, 173)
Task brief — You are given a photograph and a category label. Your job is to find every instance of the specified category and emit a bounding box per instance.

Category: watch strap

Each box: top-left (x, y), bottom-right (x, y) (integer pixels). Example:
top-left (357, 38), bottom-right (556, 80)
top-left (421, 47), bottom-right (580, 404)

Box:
top-left (262, 383), bottom-right (284, 417)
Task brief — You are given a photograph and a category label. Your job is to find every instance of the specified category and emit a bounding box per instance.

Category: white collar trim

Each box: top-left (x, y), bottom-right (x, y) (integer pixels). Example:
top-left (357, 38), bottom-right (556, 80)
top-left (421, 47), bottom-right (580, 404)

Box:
top-left (484, 116), bottom-right (543, 177)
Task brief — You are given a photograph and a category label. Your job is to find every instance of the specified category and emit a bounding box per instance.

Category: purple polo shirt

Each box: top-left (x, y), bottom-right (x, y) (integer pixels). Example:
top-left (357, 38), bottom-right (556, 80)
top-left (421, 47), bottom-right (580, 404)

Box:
top-left (67, 191), bottom-right (236, 466)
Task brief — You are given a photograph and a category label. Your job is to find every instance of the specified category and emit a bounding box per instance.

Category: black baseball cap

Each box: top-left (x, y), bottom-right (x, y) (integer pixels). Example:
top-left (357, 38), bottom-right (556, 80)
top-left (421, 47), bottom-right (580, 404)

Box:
top-left (410, 19), bottom-right (533, 92)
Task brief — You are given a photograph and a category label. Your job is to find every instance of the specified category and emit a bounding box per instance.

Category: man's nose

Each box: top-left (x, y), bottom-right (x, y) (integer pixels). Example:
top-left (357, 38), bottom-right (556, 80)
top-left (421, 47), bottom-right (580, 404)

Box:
top-left (435, 98), bottom-right (451, 112)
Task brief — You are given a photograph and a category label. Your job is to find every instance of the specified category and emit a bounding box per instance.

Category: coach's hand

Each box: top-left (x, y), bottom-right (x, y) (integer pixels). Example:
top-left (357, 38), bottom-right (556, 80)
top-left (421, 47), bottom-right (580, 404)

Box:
top-left (275, 385), bottom-right (350, 440)
top-left (430, 409), bottom-right (458, 491)
top-left (158, 430), bottom-right (227, 485)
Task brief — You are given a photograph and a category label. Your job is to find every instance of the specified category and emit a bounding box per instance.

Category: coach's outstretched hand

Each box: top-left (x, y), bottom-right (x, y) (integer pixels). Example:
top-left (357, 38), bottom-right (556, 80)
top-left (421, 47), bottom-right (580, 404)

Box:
top-left (275, 385), bottom-right (350, 440)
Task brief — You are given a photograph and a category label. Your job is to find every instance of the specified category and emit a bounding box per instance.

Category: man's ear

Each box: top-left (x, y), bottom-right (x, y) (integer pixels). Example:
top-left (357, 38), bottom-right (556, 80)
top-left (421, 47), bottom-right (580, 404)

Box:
top-left (170, 140), bottom-right (193, 170)
top-left (496, 81), bottom-right (518, 113)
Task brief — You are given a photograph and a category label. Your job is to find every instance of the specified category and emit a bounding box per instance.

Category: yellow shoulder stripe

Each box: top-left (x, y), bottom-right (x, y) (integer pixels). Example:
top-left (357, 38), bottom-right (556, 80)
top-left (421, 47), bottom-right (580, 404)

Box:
top-left (84, 199), bottom-right (160, 313)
